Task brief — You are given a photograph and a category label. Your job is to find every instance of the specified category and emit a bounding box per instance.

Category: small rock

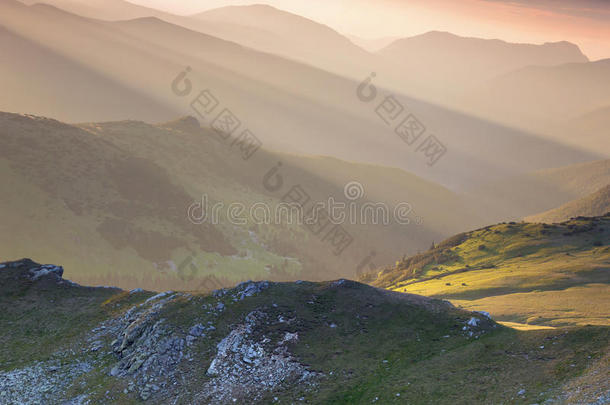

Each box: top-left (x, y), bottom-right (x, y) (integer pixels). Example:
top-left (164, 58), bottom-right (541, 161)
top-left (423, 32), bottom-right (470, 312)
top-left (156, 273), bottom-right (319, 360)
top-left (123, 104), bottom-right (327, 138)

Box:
top-left (110, 365), bottom-right (120, 377)
top-left (186, 335), bottom-right (196, 346)
top-left (189, 324), bottom-right (206, 337)
top-left (280, 332), bottom-right (299, 345)
top-left (145, 291), bottom-right (174, 304)
top-left (29, 265), bottom-right (64, 281)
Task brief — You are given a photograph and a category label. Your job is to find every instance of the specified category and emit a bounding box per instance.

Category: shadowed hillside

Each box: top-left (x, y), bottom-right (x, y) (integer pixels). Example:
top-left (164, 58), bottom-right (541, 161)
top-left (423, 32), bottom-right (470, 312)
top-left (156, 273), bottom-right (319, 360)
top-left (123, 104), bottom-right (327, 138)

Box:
top-left (0, 112), bottom-right (483, 290)
top-left (0, 113), bottom-right (238, 288)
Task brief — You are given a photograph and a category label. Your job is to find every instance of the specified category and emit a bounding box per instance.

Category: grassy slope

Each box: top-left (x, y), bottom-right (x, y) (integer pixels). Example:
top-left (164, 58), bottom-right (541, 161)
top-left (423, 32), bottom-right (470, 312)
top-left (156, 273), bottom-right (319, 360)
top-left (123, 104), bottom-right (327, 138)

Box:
top-left (198, 282), bottom-right (607, 405)
top-left (0, 111), bottom-right (481, 290)
top-left (0, 261), bottom-right (134, 370)
top-left (1, 261), bottom-right (608, 404)
top-left (0, 113), bottom-right (241, 291)
top-left (525, 184), bottom-right (610, 224)
top-left (363, 214), bottom-right (610, 327)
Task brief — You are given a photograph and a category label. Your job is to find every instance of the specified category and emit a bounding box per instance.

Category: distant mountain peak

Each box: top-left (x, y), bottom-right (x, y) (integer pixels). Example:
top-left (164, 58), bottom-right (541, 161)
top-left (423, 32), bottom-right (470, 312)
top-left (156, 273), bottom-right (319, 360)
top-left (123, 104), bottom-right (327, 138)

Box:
top-left (390, 30), bottom-right (585, 54)
top-left (378, 30), bottom-right (589, 85)
top-left (125, 15), bottom-right (165, 23)
top-left (192, 3), bottom-right (350, 40)
top-left (419, 30), bottom-right (459, 38)
top-left (220, 3), bottom-right (279, 11)
top-left (195, 3), bottom-right (295, 16)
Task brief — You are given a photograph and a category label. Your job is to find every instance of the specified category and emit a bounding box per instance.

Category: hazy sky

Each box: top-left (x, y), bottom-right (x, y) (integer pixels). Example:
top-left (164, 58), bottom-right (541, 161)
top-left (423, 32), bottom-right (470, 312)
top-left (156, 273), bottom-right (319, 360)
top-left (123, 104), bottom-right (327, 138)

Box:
top-left (129, 0), bottom-right (610, 60)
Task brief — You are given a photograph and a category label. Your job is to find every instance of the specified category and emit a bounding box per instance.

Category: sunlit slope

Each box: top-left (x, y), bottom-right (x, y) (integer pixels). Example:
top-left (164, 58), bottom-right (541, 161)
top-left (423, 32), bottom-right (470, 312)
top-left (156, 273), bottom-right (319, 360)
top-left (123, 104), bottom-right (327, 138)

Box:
top-left (363, 214), bottom-right (610, 326)
top-left (525, 185), bottom-right (610, 224)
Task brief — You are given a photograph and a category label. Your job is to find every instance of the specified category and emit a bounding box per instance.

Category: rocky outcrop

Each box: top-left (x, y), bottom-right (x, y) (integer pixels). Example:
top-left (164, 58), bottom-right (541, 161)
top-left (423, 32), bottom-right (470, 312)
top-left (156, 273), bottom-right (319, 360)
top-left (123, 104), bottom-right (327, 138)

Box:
top-left (107, 292), bottom-right (190, 401)
top-left (200, 310), bottom-right (318, 404)
top-left (29, 264), bottom-right (64, 281)
top-left (0, 258), bottom-right (76, 285)
top-left (0, 359), bottom-right (92, 404)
